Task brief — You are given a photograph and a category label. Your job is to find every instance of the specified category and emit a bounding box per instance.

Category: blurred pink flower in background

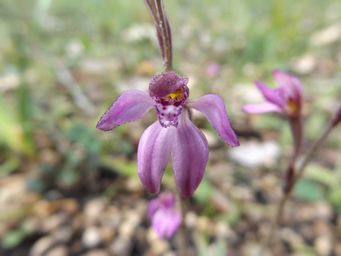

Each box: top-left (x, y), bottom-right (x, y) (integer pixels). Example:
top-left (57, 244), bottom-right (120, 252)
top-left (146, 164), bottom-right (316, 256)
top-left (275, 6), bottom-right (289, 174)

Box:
top-left (243, 69), bottom-right (302, 118)
top-left (148, 192), bottom-right (182, 238)
top-left (243, 69), bottom-right (304, 172)
top-left (206, 62), bottom-right (221, 78)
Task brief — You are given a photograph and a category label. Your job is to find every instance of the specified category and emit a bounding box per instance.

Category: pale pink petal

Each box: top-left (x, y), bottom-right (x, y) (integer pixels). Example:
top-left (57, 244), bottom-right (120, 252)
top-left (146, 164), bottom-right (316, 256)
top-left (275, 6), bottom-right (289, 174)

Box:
top-left (137, 122), bottom-right (174, 193)
top-left (96, 90), bottom-right (154, 131)
top-left (188, 94), bottom-right (239, 147)
top-left (152, 209), bottom-right (181, 238)
top-left (171, 112), bottom-right (208, 197)
top-left (148, 192), bottom-right (182, 238)
top-left (242, 102), bottom-right (282, 114)
top-left (272, 69), bottom-right (303, 100)
top-left (255, 81), bottom-right (286, 107)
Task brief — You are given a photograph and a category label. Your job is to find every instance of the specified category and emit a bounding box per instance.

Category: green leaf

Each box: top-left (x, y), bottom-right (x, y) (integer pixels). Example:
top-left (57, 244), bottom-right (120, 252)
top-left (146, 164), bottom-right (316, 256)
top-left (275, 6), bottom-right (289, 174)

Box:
top-left (305, 113), bottom-right (326, 141)
top-left (305, 164), bottom-right (338, 187)
top-left (226, 201), bottom-right (241, 225)
top-left (17, 83), bottom-right (35, 155)
top-left (67, 123), bottom-right (101, 154)
top-left (0, 158), bottom-right (20, 177)
top-left (26, 178), bottom-right (46, 193)
top-left (195, 179), bottom-right (214, 204)
top-left (58, 169), bottom-right (79, 185)
top-left (101, 156), bottom-right (136, 177)
top-left (2, 230), bottom-right (25, 249)
top-left (329, 187), bottom-right (341, 213)
top-left (0, 96), bottom-right (26, 153)
top-left (196, 233), bottom-right (210, 256)
top-left (215, 238), bottom-right (227, 256)
top-left (2, 225), bottom-right (32, 249)
top-left (294, 179), bottom-right (324, 202)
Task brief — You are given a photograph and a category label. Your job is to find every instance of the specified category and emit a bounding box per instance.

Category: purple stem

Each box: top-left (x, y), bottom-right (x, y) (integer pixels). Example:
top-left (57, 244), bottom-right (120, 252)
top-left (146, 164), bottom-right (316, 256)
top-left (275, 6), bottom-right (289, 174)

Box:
top-left (145, 0), bottom-right (173, 71)
top-left (266, 105), bottom-right (341, 251)
top-left (284, 116), bottom-right (303, 193)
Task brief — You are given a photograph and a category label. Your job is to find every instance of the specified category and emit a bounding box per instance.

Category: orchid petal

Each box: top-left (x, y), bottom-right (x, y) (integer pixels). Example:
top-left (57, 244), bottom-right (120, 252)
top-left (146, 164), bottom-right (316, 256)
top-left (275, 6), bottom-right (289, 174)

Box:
top-left (148, 192), bottom-right (182, 238)
top-left (272, 69), bottom-right (303, 99)
top-left (96, 90), bottom-right (154, 131)
top-left (255, 81), bottom-right (286, 107)
top-left (152, 208), bottom-right (181, 238)
top-left (242, 102), bottom-right (282, 114)
top-left (137, 121), bottom-right (174, 193)
top-left (188, 94), bottom-right (239, 147)
top-left (171, 112), bottom-right (208, 197)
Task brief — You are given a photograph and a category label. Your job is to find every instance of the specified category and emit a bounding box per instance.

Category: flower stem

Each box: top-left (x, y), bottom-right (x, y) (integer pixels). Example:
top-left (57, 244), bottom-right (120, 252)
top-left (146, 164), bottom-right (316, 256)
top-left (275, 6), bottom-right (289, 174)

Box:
top-left (284, 116), bottom-right (303, 192)
top-left (280, 107), bottom-right (340, 223)
top-left (176, 192), bottom-right (189, 256)
top-left (266, 105), bottom-right (340, 251)
top-left (145, 0), bottom-right (173, 71)
top-left (289, 116), bottom-right (303, 158)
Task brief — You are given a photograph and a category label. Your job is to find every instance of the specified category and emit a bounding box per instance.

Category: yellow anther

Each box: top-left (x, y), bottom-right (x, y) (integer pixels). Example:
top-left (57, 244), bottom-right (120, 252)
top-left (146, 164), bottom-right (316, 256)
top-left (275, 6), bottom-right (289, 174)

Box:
top-left (287, 99), bottom-right (298, 114)
top-left (165, 89), bottom-right (183, 101)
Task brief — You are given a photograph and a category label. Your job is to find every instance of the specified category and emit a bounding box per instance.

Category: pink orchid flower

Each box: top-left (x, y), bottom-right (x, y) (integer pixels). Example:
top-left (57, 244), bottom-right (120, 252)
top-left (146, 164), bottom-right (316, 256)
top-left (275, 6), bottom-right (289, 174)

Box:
top-left (243, 69), bottom-right (302, 118)
top-left (97, 71), bottom-right (239, 197)
top-left (148, 192), bottom-right (181, 238)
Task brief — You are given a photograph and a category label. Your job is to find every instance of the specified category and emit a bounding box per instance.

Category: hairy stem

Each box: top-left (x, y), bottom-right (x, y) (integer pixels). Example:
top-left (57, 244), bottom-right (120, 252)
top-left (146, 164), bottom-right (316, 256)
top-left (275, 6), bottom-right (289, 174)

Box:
top-left (145, 0), bottom-right (173, 70)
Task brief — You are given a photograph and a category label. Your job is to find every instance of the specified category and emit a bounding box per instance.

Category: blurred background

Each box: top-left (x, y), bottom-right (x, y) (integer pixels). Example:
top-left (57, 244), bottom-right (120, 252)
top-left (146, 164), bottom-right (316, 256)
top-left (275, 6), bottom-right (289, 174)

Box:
top-left (0, 0), bottom-right (340, 255)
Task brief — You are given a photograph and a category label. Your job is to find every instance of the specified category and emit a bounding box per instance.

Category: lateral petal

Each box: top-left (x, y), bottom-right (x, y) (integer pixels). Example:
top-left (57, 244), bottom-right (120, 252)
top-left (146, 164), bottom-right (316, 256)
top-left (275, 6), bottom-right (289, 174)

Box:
top-left (272, 69), bottom-right (303, 100)
top-left (96, 90), bottom-right (154, 131)
top-left (255, 81), bottom-right (286, 107)
top-left (242, 102), bottom-right (282, 114)
top-left (188, 94), bottom-right (239, 147)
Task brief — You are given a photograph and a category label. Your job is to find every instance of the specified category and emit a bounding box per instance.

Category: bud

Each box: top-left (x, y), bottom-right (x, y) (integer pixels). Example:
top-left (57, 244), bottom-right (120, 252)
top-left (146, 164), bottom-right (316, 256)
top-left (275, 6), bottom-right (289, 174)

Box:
top-left (148, 192), bottom-right (182, 238)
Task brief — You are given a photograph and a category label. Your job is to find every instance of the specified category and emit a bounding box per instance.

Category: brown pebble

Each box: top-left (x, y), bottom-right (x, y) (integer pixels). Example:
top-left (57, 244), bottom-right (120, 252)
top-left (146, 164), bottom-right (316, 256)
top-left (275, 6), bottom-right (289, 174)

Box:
top-left (46, 245), bottom-right (68, 256)
top-left (30, 236), bottom-right (55, 256)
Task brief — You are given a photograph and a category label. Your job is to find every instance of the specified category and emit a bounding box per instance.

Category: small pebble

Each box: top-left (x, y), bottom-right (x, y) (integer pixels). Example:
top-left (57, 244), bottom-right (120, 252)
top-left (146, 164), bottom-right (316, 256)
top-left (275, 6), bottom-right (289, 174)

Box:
top-left (82, 226), bottom-right (101, 248)
top-left (82, 249), bottom-right (110, 256)
top-left (30, 236), bottom-right (55, 256)
top-left (151, 239), bottom-right (169, 255)
top-left (185, 211), bottom-right (197, 228)
top-left (315, 236), bottom-right (332, 256)
top-left (111, 237), bottom-right (131, 255)
top-left (84, 198), bottom-right (108, 223)
top-left (46, 245), bottom-right (68, 256)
